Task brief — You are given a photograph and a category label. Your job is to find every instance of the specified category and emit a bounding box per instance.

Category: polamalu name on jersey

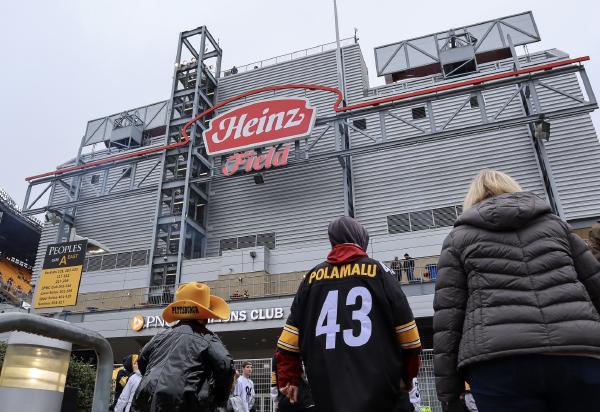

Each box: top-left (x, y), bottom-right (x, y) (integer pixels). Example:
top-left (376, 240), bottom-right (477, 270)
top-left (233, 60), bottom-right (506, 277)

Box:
top-left (277, 257), bottom-right (422, 412)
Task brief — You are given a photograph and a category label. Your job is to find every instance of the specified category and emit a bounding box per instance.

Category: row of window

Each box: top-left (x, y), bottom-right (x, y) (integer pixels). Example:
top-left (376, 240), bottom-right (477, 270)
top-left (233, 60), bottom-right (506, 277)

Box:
top-left (387, 205), bottom-right (463, 234)
top-left (83, 249), bottom-right (150, 273)
top-left (219, 233), bottom-right (276, 255)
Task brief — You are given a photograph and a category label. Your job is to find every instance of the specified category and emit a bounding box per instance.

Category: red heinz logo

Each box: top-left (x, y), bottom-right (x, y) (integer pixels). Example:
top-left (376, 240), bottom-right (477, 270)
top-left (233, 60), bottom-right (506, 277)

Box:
top-left (202, 98), bottom-right (317, 156)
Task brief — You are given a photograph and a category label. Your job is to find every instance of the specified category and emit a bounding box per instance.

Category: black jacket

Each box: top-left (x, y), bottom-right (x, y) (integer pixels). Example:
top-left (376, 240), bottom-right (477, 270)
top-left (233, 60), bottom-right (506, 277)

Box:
top-left (131, 320), bottom-right (235, 412)
top-left (433, 192), bottom-right (600, 402)
top-left (111, 355), bottom-right (135, 410)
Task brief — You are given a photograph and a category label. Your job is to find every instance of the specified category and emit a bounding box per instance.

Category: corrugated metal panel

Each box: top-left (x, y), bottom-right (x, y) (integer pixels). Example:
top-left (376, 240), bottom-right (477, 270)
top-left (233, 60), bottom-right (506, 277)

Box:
top-left (74, 190), bottom-right (157, 254)
top-left (204, 46), bottom-right (365, 256)
top-left (351, 125), bottom-right (547, 236)
top-left (206, 162), bottom-right (345, 257)
top-left (531, 72), bottom-right (600, 220)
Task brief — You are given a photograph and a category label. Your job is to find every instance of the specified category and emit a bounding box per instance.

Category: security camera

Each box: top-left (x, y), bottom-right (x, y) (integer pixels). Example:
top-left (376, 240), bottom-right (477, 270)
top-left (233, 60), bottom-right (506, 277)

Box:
top-left (250, 251), bottom-right (257, 258)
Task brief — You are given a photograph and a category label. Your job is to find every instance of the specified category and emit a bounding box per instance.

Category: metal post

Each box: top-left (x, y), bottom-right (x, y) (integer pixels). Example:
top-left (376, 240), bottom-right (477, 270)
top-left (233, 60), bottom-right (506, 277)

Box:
top-left (332, 0), bottom-right (346, 102)
top-left (507, 34), bottom-right (521, 71)
top-left (0, 313), bottom-right (114, 412)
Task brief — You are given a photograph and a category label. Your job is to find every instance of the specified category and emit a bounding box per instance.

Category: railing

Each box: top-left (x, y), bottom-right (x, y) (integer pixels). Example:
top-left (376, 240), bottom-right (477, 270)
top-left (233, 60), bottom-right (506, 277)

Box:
top-left (0, 187), bottom-right (43, 230)
top-left (224, 349), bottom-right (440, 412)
top-left (382, 256), bottom-right (440, 284)
top-left (222, 37), bottom-right (355, 77)
top-left (60, 256), bottom-right (440, 315)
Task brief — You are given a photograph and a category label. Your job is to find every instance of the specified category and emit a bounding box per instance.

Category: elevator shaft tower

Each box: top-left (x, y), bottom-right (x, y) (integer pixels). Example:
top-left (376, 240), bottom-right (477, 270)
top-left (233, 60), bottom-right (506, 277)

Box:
top-left (147, 27), bottom-right (222, 289)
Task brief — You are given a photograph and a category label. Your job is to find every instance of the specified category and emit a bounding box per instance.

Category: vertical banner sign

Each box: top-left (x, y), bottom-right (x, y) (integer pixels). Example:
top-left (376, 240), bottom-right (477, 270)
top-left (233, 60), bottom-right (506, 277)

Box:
top-left (34, 240), bottom-right (87, 309)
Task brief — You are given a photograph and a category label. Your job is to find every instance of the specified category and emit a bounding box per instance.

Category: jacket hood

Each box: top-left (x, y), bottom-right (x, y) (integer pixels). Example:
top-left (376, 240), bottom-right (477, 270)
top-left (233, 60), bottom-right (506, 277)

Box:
top-left (455, 192), bottom-right (552, 231)
top-left (328, 217), bottom-right (369, 251)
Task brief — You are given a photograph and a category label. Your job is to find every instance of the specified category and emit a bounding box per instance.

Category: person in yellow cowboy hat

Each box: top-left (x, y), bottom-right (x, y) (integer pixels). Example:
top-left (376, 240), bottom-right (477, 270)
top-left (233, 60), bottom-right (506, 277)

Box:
top-left (130, 282), bottom-right (236, 412)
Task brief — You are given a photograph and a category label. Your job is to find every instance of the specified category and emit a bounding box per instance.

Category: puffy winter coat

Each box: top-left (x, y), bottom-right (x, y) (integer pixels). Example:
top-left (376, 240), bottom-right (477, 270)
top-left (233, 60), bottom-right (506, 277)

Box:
top-left (433, 192), bottom-right (600, 402)
top-left (131, 320), bottom-right (235, 412)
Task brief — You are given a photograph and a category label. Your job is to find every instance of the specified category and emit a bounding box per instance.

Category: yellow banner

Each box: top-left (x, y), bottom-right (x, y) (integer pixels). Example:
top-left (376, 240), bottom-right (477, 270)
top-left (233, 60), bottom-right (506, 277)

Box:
top-left (34, 265), bottom-right (82, 308)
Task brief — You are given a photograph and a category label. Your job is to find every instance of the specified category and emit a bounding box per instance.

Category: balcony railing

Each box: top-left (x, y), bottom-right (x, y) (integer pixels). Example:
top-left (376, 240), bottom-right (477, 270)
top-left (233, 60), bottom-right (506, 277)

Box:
top-left (57, 256), bottom-right (439, 315)
top-left (222, 37), bottom-right (355, 77)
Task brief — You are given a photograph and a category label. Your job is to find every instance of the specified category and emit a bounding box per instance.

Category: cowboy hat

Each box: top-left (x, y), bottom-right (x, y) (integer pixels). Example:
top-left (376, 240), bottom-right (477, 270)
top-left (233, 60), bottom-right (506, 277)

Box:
top-left (162, 282), bottom-right (230, 323)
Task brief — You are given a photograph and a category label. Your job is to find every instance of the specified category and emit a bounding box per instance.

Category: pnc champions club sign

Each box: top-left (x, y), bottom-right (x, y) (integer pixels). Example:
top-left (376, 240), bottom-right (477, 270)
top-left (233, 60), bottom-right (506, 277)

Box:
top-left (202, 98), bottom-right (317, 174)
top-left (34, 240), bottom-right (87, 309)
top-left (130, 307), bottom-right (285, 331)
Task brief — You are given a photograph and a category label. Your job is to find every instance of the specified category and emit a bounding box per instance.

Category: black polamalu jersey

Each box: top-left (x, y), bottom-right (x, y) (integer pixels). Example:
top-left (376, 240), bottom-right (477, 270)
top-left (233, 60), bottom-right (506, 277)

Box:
top-left (277, 257), bottom-right (422, 412)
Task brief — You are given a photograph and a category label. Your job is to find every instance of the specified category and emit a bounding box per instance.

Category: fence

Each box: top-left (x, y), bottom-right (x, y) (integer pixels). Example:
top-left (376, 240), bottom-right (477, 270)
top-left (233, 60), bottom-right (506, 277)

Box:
top-left (233, 349), bottom-right (439, 412)
top-left (222, 38), bottom-right (355, 77)
top-left (62, 256), bottom-right (440, 315)
top-left (382, 256), bottom-right (440, 285)
top-left (61, 271), bottom-right (307, 315)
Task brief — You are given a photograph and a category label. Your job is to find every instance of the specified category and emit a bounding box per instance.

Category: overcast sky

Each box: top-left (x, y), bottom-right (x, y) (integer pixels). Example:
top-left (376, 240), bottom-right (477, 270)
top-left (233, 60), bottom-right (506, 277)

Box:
top-left (1, 0), bottom-right (599, 210)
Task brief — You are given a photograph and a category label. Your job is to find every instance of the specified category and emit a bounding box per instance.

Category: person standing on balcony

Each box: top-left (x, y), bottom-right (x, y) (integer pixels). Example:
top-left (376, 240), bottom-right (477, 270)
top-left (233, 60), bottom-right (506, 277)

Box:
top-left (433, 170), bottom-right (600, 412)
top-left (403, 253), bottom-right (415, 283)
top-left (131, 282), bottom-right (235, 412)
top-left (390, 256), bottom-right (402, 282)
top-left (275, 216), bottom-right (422, 412)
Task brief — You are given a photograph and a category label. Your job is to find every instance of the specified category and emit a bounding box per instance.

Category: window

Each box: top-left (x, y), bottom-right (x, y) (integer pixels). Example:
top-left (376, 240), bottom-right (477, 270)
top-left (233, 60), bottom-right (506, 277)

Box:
top-left (100, 254), bottom-right (117, 271)
top-left (352, 119), bottom-right (367, 130)
top-left (412, 107), bottom-right (427, 120)
top-left (155, 223), bottom-right (181, 256)
top-left (91, 175), bottom-right (100, 184)
top-left (257, 232), bottom-right (276, 250)
top-left (164, 154), bottom-right (188, 181)
top-left (409, 210), bottom-right (434, 231)
top-left (131, 250), bottom-right (149, 266)
top-left (219, 238), bottom-right (238, 253)
top-left (184, 226), bottom-right (203, 259)
top-left (219, 232), bottom-right (277, 255)
top-left (469, 96), bottom-right (479, 108)
top-left (387, 213), bottom-right (411, 234)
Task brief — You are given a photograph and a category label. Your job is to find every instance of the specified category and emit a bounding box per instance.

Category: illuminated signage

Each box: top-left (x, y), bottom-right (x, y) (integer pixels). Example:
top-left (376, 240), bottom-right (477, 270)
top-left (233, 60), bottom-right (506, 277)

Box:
top-left (35, 240), bottom-right (87, 309)
top-left (131, 315), bottom-right (144, 331)
top-left (222, 145), bottom-right (291, 176)
top-left (202, 98), bottom-right (317, 156)
top-left (207, 307), bottom-right (285, 323)
top-left (130, 307), bottom-right (285, 331)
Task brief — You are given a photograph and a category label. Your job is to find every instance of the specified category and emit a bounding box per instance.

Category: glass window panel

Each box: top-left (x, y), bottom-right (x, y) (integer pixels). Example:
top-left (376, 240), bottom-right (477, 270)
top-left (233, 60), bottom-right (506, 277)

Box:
top-left (409, 210), bottom-right (434, 231)
top-left (387, 213), bottom-right (411, 234)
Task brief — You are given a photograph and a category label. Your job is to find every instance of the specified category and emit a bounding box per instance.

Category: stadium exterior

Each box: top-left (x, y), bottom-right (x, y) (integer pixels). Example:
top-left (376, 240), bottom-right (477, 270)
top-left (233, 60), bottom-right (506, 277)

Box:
top-left (21, 12), bottom-right (600, 402)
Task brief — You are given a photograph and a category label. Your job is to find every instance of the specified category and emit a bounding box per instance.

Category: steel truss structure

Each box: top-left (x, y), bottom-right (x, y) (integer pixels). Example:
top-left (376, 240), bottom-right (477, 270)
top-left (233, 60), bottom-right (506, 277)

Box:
top-left (22, 29), bottom-right (597, 284)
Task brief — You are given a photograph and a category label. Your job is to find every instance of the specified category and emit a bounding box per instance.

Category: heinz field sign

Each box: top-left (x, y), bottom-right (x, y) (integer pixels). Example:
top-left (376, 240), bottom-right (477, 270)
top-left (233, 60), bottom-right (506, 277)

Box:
top-left (202, 98), bottom-right (317, 156)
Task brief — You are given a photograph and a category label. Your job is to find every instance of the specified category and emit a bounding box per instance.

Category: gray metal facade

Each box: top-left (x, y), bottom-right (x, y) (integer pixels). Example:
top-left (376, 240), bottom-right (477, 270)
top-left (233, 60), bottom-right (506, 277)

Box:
top-left (25, 23), bottom-right (600, 324)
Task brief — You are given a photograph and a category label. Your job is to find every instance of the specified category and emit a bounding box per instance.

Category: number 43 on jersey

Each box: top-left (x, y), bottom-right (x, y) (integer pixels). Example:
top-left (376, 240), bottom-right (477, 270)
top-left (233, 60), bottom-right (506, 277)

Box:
top-left (316, 287), bottom-right (373, 349)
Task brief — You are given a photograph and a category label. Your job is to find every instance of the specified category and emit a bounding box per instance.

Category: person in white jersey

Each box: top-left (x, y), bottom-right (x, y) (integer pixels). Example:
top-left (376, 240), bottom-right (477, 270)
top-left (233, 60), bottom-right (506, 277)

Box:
top-left (234, 361), bottom-right (255, 412)
top-left (410, 377), bottom-right (421, 412)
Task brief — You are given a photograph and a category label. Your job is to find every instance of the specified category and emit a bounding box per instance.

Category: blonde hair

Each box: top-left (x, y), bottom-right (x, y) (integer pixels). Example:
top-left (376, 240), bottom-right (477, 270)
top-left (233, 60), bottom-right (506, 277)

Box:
top-left (463, 171), bottom-right (522, 210)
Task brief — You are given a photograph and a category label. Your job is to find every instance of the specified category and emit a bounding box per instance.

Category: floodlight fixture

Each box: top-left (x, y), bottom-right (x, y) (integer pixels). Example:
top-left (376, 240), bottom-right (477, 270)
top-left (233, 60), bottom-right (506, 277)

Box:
top-left (191, 57), bottom-right (197, 63)
top-left (174, 62), bottom-right (179, 67)
top-left (534, 120), bottom-right (551, 141)
top-left (73, 234), bottom-right (110, 255)
top-left (254, 173), bottom-right (265, 184)
top-left (44, 211), bottom-right (61, 225)
top-left (182, 60), bottom-right (188, 66)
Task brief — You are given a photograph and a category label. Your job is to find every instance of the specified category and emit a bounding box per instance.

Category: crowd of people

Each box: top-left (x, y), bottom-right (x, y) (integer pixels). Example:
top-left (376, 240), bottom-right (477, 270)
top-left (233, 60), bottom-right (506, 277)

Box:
top-left (108, 170), bottom-right (600, 412)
